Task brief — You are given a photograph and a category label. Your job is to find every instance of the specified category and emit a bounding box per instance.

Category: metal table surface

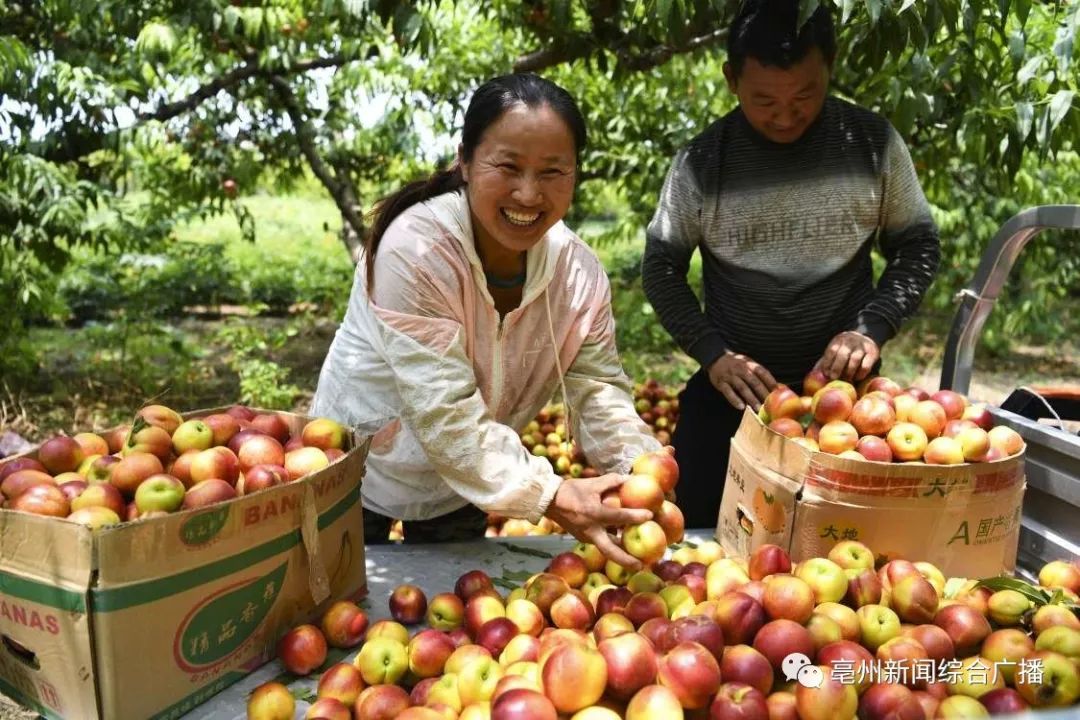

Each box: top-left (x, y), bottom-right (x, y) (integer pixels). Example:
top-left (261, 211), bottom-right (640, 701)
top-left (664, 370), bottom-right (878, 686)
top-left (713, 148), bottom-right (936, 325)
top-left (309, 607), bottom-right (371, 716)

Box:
top-left (180, 530), bottom-right (1075, 720)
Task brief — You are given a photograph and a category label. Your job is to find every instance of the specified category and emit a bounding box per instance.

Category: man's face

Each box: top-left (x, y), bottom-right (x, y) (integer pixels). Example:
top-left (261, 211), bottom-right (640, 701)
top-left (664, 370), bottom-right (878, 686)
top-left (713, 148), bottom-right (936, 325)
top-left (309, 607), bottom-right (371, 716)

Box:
top-left (724, 47), bottom-right (830, 144)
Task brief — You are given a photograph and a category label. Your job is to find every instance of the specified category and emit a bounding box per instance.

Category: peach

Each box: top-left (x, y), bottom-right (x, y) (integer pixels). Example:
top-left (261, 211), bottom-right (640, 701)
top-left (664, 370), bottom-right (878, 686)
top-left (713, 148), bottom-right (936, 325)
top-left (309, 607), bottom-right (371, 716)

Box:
top-left (763, 385), bottom-right (804, 421)
top-left (850, 396), bottom-right (896, 437)
top-left (762, 575), bottom-right (816, 623)
top-left (931, 390), bottom-right (968, 420)
top-left (321, 601), bottom-right (368, 649)
top-left (539, 644), bottom-right (606, 713)
top-left (794, 665), bottom-right (858, 720)
top-left (923, 436), bottom-right (964, 465)
top-left (817, 420), bottom-right (859, 454)
top-left (597, 631), bottom-right (658, 700)
top-left (886, 422), bottom-right (929, 462)
top-left (812, 388), bottom-right (853, 425)
top-left (909, 400), bottom-right (947, 439)
top-left (247, 681), bottom-right (295, 720)
top-left (989, 427), bottom-right (1019, 455)
top-left (277, 624), bottom-right (327, 676)
top-left (656, 641), bottom-right (722, 710)
top-left (316, 662), bottom-right (365, 707)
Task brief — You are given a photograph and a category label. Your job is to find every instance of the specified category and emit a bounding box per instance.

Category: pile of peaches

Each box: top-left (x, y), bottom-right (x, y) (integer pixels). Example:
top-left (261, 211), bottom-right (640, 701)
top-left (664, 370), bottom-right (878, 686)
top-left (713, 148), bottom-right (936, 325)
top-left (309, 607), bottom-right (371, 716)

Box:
top-left (761, 371), bottom-right (1025, 464)
top-left (481, 380), bottom-right (681, 540)
top-left (0, 403), bottom-right (350, 527)
top-left (518, 379), bottom-right (679, 480)
top-left (253, 535), bottom-right (1080, 720)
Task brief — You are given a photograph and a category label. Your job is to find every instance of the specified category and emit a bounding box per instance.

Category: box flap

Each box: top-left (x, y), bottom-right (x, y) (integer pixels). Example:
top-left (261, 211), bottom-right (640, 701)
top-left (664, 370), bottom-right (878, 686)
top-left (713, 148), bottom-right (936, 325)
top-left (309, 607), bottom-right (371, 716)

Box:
top-left (732, 407), bottom-right (814, 480)
top-left (0, 512), bottom-right (93, 594)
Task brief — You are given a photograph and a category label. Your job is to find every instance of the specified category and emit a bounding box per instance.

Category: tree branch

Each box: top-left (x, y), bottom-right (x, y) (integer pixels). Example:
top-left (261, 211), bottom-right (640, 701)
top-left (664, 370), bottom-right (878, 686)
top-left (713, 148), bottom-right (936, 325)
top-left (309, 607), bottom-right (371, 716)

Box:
top-left (138, 54), bottom-right (347, 124)
top-left (38, 54), bottom-right (351, 165)
top-left (514, 44), bottom-right (589, 73)
top-left (513, 28), bottom-right (728, 73)
top-left (269, 74), bottom-right (367, 262)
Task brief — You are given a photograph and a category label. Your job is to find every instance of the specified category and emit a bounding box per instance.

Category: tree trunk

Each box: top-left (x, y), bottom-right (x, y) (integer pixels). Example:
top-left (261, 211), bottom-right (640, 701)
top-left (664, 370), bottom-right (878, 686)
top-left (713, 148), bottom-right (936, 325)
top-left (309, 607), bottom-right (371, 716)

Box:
top-left (341, 216), bottom-right (365, 265)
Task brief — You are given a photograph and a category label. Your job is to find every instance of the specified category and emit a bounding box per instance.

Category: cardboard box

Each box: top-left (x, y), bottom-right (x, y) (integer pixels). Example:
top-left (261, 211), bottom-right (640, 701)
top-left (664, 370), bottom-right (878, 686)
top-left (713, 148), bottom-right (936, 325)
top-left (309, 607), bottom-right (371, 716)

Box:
top-left (0, 408), bottom-right (369, 720)
top-left (716, 409), bottom-right (1025, 578)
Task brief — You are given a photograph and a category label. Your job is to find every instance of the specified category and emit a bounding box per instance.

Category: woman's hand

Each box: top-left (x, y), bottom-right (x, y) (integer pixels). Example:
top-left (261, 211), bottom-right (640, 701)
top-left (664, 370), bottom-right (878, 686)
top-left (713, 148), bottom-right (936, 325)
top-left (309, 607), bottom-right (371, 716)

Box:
top-left (544, 474), bottom-right (653, 571)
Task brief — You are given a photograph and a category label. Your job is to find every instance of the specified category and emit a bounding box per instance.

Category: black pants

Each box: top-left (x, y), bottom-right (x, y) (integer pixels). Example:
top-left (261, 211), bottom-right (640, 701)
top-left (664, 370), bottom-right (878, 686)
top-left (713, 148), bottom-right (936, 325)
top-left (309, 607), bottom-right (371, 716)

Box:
top-left (671, 369), bottom-right (753, 530)
top-left (363, 503), bottom-right (488, 545)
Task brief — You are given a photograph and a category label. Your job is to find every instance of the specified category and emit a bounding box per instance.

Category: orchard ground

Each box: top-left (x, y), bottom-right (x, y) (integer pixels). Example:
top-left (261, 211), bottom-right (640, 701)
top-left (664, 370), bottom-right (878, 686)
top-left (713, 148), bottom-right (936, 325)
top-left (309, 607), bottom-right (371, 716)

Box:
top-left (5, 309), bottom-right (1079, 445)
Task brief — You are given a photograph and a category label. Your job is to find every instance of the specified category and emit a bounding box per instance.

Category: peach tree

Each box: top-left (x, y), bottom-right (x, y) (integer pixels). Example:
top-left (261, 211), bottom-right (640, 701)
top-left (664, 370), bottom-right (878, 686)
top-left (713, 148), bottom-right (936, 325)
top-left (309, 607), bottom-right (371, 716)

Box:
top-left (1, 0), bottom-right (1077, 374)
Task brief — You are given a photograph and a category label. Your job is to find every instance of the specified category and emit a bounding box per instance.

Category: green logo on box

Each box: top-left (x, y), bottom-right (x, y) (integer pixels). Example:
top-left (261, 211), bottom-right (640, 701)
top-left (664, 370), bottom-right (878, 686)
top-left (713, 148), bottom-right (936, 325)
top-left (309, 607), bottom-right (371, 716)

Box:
top-left (180, 507), bottom-right (230, 546)
top-left (174, 563), bottom-right (287, 671)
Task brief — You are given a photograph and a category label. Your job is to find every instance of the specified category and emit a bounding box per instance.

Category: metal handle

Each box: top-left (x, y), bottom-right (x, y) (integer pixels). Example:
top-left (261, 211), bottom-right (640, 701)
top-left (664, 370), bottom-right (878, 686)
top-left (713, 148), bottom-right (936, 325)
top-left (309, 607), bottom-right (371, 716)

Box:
top-left (939, 205), bottom-right (1080, 395)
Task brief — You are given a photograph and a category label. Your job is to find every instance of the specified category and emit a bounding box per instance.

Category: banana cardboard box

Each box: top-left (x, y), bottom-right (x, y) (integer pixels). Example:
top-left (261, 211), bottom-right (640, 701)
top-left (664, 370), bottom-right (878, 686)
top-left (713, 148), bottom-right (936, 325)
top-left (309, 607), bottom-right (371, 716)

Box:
top-left (0, 407), bottom-right (369, 720)
top-left (716, 408), bottom-right (1024, 578)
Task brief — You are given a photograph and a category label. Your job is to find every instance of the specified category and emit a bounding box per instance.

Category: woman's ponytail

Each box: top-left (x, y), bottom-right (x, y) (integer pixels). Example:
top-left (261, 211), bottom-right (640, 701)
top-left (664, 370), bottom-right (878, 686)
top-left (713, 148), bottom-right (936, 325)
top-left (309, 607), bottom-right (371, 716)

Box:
top-left (364, 166), bottom-right (465, 292)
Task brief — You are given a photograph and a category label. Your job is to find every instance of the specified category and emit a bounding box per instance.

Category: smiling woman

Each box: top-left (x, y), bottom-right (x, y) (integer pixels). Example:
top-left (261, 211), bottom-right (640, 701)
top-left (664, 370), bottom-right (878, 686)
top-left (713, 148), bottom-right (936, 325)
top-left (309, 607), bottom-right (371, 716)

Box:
top-left (309, 74), bottom-right (662, 565)
top-left (460, 104), bottom-right (578, 275)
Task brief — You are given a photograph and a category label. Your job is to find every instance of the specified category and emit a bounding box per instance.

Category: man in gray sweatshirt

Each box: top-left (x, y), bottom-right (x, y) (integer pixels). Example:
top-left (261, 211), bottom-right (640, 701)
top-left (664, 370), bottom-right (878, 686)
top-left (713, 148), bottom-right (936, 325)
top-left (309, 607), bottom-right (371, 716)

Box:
top-left (642, 0), bottom-right (941, 529)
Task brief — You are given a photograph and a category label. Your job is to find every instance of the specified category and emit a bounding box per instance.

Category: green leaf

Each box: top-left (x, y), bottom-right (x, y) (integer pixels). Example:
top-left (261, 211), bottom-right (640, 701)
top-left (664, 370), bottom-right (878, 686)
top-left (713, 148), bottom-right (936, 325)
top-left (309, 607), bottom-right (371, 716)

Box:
top-left (498, 543), bottom-right (555, 559)
top-left (340, 0), bottom-right (368, 18)
top-left (1048, 89), bottom-right (1075, 132)
top-left (499, 568), bottom-right (537, 582)
top-left (841, 0), bottom-right (858, 24)
top-left (491, 576), bottom-right (519, 591)
top-left (1016, 101), bottom-right (1034, 140)
top-left (657, 0), bottom-right (673, 24)
top-left (974, 576), bottom-right (1052, 605)
top-left (1017, 55), bottom-right (1043, 86)
top-left (1008, 31), bottom-right (1026, 62)
top-left (289, 688), bottom-right (317, 703)
top-left (1016, 0), bottom-right (1032, 27)
top-left (1052, 14), bottom-right (1076, 73)
top-left (893, 94), bottom-right (918, 138)
top-left (798, 0), bottom-right (821, 28)
top-left (670, 539), bottom-right (699, 550)
top-left (1037, 104), bottom-right (1053, 149)
top-left (899, 0), bottom-right (916, 13)
top-left (863, 0), bottom-right (882, 24)
top-left (135, 21), bottom-right (178, 62)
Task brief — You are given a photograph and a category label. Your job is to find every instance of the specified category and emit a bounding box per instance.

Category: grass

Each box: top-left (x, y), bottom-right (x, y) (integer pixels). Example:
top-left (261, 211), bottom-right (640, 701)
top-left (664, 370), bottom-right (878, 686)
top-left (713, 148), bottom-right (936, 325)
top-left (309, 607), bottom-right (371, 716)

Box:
top-left (173, 193), bottom-right (349, 271)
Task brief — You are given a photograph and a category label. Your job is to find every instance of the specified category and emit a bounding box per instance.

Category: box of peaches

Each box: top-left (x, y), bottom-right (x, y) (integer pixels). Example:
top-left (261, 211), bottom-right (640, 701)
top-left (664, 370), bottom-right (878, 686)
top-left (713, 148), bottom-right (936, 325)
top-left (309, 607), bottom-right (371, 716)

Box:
top-left (716, 370), bottom-right (1026, 581)
top-left (0, 403), bottom-right (370, 720)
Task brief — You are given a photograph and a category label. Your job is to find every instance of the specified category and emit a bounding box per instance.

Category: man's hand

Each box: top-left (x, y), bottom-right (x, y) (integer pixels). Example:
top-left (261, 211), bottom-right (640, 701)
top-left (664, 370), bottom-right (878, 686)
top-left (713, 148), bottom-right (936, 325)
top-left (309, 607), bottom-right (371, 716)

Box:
top-left (706, 351), bottom-right (777, 411)
top-left (544, 474), bottom-right (652, 571)
top-left (818, 331), bottom-right (879, 382)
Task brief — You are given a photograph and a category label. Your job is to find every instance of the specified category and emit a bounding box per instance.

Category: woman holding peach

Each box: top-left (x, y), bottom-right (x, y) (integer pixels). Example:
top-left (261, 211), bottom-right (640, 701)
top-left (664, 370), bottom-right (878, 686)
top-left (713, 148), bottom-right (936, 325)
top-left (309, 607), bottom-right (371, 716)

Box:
top-left (312, 74), bottom-right (660, 566)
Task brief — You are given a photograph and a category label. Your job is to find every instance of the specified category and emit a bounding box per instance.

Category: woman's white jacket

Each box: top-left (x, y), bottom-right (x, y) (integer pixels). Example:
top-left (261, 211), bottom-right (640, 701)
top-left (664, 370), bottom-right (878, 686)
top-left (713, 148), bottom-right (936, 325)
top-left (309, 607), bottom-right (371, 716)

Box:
top-left (311, 190), bottom-right (661, 522)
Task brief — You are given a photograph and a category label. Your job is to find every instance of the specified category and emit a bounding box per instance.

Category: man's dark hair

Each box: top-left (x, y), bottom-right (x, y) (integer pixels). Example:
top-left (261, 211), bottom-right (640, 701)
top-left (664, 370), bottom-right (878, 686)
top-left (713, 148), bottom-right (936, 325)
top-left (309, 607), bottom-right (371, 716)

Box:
top-left (726, 0), bottom-right (836, 76)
